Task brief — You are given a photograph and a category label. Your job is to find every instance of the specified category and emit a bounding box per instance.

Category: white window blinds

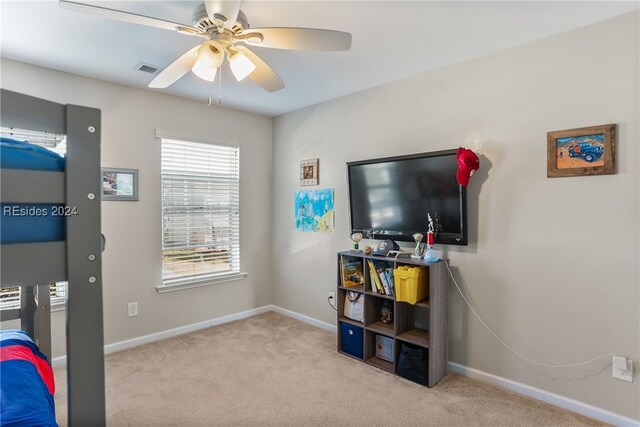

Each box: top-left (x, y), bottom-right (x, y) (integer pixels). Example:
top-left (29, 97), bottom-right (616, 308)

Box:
top-left (0, 282), bottom-right (67, 310)
top-left (161, 138), bottom-right (240, 287)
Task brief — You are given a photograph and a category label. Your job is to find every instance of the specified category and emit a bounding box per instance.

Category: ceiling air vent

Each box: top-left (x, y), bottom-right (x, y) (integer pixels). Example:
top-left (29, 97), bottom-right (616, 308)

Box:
top-left (134, 62), bottom-right (161, 75)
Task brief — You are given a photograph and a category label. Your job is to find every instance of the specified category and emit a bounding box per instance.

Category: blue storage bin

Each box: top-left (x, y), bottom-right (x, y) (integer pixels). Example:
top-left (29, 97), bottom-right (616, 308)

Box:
top-left (340, 322), bottom-right (363, 359)
top-left (1, 137), bottom-right (66, 244)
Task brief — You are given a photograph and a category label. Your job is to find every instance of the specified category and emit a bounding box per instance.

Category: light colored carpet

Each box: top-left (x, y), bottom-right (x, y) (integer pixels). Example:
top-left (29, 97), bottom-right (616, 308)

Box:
top-left (54, 312), bottom-right (605, 426)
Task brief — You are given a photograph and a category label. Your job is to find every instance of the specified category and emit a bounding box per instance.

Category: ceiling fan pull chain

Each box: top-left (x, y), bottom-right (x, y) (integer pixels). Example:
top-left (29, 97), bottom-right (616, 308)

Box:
top-left (207, 73), bottom-right (215, 107)
top-left (218, 66), bottom-right (223, 105)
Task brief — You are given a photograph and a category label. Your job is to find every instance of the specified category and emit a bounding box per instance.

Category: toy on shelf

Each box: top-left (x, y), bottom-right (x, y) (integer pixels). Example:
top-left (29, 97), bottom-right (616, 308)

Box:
top-left (424, 213), bottom-right (439, 262)
top-left (411, 233), bottom-right (423, 259)
top-left (350, 232), bottom-right (363, 251)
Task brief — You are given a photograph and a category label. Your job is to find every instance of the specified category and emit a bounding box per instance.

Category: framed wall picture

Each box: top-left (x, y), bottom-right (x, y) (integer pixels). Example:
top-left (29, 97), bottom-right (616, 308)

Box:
top-left (102, 168), bottom-right (139, 201)
top-left (294, 188), bottom-right (334, 232)
top-left (547, 124), bottom-right (616, 178)
top-left (300, 158), bottom-right (319, 186)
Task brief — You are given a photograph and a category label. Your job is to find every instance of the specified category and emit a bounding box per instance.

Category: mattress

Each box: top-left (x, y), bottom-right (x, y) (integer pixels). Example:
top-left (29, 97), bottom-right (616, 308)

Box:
top-left (0, 330), bottom-right (57, 426)
top-left (1, 137), bottom-right (66, 244)
top-left (0, 137), bottom-right (65, 171)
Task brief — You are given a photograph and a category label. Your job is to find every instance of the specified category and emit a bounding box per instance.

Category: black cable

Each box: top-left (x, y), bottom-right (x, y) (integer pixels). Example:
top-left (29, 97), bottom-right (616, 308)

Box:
top-left (328, 296), bottom-right (337, 311)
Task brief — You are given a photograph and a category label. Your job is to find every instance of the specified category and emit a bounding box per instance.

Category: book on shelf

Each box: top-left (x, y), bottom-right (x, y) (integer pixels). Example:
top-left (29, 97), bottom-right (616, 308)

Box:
top-left (358, 259), bottom-right (398, 296)
top-left (371, 261), bottom-right (386, 294)
top-left (366, 260), bottom-right (379, 293)
top-left (384, 267), bottom-right (395, 297)
top-left (378, 266), bottom-right (391, 295)
top-left (369, 260), bottom-right (393, 295)
top-left (341, 258), bottom-right (364, 288)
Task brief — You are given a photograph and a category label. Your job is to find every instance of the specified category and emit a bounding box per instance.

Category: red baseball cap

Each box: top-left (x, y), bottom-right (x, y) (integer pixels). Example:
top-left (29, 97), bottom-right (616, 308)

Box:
top-left (456, 147), bottom-right (480, 187)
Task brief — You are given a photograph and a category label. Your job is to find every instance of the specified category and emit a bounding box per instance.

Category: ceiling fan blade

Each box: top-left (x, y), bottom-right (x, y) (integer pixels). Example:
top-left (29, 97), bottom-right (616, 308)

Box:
top-left (240, 28), bottom-right (352, 51)
top-left (149, 45), bottom-right (200, 89)
top-left (204, 0), bottom-right (241, 29)
top-left (59, 0), bottom-right (204, 37)
top-left (235, 46), bottom-right (284, 92)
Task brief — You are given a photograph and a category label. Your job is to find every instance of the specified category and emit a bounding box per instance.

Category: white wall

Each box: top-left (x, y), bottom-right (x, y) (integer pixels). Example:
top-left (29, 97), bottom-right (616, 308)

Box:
top-left (1, 59), bottom-right (273, 358)
top-left (271, 12), bottom-right (639, 420)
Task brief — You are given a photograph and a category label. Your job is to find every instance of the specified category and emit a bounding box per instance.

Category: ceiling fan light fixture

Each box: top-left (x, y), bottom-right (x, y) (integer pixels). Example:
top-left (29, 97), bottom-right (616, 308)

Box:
top-left (229, 50), bottom-right (256, 82)
top-left (192, 60), bottom-right (218, 82)
top-left (61, 1), bottom-right (351, 93)
top-left (192, 43), bottom-right (224, 82)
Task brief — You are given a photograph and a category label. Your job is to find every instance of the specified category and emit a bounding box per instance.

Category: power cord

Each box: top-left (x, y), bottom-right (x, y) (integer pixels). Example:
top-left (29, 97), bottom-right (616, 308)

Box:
top-left (442, 259), bottom-right (616, 368)
top-left (328, 295), bottom-right (337, 311)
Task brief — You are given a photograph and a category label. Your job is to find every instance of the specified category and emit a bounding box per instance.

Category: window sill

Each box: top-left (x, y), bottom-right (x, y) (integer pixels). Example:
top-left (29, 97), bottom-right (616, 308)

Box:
top-left (156, 272), bottom-right (248, 294)
top-left (51, 303), bottom-right (66, 313)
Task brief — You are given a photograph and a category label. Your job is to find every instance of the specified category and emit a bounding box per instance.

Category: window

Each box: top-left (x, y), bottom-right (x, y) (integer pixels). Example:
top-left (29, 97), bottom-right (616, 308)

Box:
top-left (0, 282), bottom-right (67, 310)
top-left (160, 136), bottom-right (243, 291)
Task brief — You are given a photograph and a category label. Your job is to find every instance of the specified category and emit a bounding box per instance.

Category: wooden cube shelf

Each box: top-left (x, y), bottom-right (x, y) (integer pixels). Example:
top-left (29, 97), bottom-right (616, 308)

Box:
top-left (336, 251), bottom-right (449, 388)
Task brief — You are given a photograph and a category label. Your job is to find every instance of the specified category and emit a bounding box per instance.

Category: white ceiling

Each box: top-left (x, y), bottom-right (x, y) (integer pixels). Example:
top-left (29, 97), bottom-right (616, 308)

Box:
top-left (1, 1), bottom-right (637, 117)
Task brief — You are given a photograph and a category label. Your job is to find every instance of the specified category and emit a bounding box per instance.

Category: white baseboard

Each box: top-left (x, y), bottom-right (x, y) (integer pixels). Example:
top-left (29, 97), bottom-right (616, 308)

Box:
top-left (50, 304), bottom-right (637, 427)
top-left (269, 304), bottom-right (337, 333)
top-left (272, 306), bottom-right (638, 427)
top-left (51, 304), bottom-right (336, 368)
top-left (51, 305), bottom-right (273, 368)
top-left (448, 362), bottom-right (639, 427)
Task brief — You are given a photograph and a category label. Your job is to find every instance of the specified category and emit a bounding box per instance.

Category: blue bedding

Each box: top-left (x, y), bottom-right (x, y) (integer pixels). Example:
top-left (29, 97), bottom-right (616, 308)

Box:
top-left (0, 137), bottom-right (65, 171)
top-left (0, 137), bottom-right (66, 244)
top-left (0, 330), bottom-right (57, 427)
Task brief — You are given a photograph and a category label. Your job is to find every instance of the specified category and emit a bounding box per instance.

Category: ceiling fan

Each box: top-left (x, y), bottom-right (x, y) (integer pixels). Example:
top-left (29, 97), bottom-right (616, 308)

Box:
top-left (59, 0), bottom-right (352, 92)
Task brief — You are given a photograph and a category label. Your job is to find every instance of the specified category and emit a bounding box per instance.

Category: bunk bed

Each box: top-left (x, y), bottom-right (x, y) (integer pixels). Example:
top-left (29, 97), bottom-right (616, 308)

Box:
top-left (0, 89), bottom-right (106, 426)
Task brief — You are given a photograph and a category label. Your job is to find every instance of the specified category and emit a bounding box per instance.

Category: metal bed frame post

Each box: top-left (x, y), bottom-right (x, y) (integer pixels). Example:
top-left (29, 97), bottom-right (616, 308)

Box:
top-left (65, 104), bottom-right (106, 426)
top-left (19, 286), bottom-right (36, 336)
top-left (0, 89), bottom-right (106, 426)
top-left (33, 284), bottom-right (52, 361)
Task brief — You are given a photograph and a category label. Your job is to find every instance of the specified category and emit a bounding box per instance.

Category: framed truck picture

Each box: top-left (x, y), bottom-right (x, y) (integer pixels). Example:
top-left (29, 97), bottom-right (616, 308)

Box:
top-left (547, 124), bottom-right (616, 178)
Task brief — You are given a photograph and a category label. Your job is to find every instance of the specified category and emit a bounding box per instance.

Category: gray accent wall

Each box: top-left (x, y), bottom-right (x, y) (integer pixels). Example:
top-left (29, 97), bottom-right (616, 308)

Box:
top-left (271, 12), bottom-right (639, 420)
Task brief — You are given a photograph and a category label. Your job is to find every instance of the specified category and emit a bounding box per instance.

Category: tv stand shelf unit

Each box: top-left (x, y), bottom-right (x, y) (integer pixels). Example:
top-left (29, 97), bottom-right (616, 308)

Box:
top-left (337, 251), bottom-right (448, 388)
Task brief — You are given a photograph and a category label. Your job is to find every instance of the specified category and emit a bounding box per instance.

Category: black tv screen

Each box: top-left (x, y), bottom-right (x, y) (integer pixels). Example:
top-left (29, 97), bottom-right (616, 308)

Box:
top-left (347, 149), bottom-right (467, 245)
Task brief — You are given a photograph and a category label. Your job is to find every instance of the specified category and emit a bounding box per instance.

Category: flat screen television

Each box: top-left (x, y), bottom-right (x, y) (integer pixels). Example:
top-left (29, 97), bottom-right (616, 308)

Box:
top-left (347, 149), bottom-right (467, 245)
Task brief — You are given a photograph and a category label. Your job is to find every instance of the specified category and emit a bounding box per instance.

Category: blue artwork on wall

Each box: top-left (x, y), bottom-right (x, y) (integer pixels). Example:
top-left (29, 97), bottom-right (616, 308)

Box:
top-left (294, 188), bottom-right (334, 232)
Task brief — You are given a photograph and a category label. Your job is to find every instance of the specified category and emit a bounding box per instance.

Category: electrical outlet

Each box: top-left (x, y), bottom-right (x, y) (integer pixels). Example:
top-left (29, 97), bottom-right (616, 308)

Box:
top-left (128, 302), bottom-right (138, 318)
top-left (613, 356), bottom-right (633, 382)
top-left (328, 292), bottom-right (336, 309)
